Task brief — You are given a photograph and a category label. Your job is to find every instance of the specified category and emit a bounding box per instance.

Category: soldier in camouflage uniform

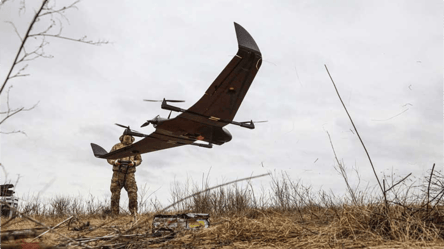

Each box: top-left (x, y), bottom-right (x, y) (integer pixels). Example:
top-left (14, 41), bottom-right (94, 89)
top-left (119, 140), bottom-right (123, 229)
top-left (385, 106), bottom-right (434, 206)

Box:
top-left (107, 130), bottom-right (142, 216)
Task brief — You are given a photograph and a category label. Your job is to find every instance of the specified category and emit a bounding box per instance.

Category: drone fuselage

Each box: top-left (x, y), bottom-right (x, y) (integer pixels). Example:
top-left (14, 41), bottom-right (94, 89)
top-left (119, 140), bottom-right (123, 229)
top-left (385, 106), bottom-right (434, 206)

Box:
top-left (214, 127), bottom-right (232, 144)
top-left (154, 120), bottom-right (232, 146)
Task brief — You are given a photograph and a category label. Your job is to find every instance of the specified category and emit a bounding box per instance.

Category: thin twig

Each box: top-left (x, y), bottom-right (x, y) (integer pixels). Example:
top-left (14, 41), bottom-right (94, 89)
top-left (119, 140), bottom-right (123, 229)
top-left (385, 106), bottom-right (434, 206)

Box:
top-left (40, 0), bottom-right (80, 17)
top-left (326, 131), bottom-right (357, 205)
top-left (371, 108), bottom-right (409, 122)
top-left (8, 64), bottom-right (30, 79)
top-left (0, 107), bottom-right (24, 125)
top-left (0, 86), bottom-right (39, 133)
top-left (411, 187), bottom-right (444, 216)
top-left (0, 130), bottom-right (27, 135)
top-left (324, 64), bottom-right (384, 196)
top-left (432, 188), bottom-right (444, 211)
top-left (32, 215), bottom-right (73, 241)
top-left (29, 33), bottom-right (109, 46)
top-left (385, 173), bottom-right (412, 193)
top-left (5, 21), bottom-right (23, 42)
top-left (427, 163), bottom-right (436, 214)
top-left (383, 179), bottom-right (388, 208)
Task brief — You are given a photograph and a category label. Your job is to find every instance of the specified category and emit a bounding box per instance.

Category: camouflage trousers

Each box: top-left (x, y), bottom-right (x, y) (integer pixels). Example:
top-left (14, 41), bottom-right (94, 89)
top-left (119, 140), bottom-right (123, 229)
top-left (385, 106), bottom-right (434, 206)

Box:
top-left (110, 170), bottom-right (138, 216)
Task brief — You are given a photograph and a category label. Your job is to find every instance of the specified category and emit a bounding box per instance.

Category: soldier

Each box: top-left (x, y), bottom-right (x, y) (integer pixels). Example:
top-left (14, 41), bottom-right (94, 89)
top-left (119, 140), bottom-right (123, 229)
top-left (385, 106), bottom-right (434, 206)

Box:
top-left (107, 129), bottom-right (142, 216)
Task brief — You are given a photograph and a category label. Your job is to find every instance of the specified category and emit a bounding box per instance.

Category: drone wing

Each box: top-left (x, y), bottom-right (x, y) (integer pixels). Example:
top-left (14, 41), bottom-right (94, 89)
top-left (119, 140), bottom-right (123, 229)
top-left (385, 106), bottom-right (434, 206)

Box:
top-left (134, 23), bottom-right (262, 145)
top-left (175, 22), bottom-right (262, 127)
top-left (91, 129), bottom-right (196, 159)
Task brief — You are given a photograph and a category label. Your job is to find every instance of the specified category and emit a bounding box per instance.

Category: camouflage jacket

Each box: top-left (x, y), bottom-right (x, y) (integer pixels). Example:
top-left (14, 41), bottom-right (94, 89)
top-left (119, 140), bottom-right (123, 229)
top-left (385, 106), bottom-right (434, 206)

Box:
top-left (107, 143), bottom-right (142, 173)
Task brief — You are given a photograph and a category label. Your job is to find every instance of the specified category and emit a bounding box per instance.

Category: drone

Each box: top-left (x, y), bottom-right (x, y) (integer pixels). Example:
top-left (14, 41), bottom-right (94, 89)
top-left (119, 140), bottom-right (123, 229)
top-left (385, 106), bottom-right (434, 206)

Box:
top-left (91, 22), bottom-right (264, 160)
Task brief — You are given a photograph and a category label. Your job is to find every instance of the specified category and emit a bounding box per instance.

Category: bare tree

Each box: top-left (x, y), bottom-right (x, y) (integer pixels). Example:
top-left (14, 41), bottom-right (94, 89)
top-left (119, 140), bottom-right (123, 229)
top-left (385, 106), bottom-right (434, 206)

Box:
top-left (0, 0), bottom-right (108, 134)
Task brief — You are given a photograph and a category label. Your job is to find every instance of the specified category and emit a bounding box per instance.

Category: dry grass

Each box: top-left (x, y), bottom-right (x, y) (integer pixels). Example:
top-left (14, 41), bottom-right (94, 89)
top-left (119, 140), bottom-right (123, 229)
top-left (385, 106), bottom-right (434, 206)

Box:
top-left (1, 167), bottom-right (443, 248)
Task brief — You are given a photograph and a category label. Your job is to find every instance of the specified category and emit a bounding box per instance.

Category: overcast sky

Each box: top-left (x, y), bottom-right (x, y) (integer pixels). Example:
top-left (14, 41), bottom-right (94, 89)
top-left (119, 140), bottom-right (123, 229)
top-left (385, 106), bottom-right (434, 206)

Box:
top-left (1, 0), bottom-right (442, 208)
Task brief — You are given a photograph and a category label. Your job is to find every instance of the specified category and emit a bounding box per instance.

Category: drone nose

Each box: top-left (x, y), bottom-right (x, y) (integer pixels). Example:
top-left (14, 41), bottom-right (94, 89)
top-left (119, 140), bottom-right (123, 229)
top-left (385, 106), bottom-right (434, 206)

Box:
top-left (222, 127), bottom-right (232, 142)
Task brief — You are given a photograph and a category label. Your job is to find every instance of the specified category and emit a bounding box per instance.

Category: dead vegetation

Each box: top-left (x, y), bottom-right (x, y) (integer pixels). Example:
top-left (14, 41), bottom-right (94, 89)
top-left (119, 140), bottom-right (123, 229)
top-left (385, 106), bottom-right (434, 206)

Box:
top-left (1, 166), bottom-right (443, 248)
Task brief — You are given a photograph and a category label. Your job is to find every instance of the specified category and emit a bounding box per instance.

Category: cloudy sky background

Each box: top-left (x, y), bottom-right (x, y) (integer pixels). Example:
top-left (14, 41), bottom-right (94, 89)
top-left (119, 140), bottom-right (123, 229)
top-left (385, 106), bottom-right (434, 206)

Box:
top-left (1, 0), bottom-right (442, 209)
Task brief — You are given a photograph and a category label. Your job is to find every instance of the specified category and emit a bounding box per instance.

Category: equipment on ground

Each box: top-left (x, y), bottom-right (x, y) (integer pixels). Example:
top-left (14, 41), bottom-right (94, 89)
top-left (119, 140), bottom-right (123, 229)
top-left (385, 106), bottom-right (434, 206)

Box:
top-left (152, 213), bottom-right (210, 233)
top-left (0, 184), bottom-right (18, 218)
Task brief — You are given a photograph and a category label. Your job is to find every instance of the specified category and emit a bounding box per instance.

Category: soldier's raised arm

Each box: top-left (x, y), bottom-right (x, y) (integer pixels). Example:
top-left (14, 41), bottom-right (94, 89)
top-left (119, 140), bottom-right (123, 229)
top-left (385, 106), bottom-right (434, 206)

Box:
top-left (107, 144), bottom-right (119, 165)
top-left (133, 154), bottom-right (142, 167)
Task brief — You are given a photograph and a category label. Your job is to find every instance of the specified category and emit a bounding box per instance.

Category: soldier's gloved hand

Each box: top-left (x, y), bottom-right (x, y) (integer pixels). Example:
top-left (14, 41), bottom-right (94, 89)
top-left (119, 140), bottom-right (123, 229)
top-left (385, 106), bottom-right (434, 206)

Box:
top-left (114, 159), bottom-right (121, 166)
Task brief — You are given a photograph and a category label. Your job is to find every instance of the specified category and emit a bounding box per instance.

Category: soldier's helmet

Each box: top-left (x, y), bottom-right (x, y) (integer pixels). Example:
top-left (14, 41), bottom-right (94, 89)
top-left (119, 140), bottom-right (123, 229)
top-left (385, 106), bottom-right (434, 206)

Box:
top-left (119, 128), bottom-right (135, 143)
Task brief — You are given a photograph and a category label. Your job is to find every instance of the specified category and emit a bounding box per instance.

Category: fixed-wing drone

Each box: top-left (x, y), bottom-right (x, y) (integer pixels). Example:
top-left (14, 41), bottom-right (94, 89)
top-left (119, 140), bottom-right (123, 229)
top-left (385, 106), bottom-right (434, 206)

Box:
top-left (91, 22), bottom-right (263, 160)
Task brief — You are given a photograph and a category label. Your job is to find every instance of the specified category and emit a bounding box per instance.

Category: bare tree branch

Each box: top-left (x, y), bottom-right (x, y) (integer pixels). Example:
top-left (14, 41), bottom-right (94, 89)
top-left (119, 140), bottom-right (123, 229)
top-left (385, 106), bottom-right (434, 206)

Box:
top-left (32, 17), bottom-right (57, 35)
top-left (1, 0), bottom-right (109, 95)
top-left (29, 33), bottom-right (109, 46)
top-left (8, 64), bottom-right (30, 79)
top-left (0, 106), bottom-right (24, 125)
top-left (40, 0), bottom-right (80, 18)
top-left (1, 0), bottom-right (108, 134)
top-left (0, 86), bottom-right (39, 132)
top-left (0, 0), bottom-right (48, 95)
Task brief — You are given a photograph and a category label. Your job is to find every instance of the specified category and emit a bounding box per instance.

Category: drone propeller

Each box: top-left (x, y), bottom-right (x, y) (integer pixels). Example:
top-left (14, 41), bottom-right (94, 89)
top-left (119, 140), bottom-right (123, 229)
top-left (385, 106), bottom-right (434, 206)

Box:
top-left (143, 99), bottom-right (185, 103)
top-left (240, 120), bottom-right (268, 124)
top-left (115, 123), bottom-right (147, 137)
top-left (232, 120), bottom-right (268, 129)
top-left (115, 123), bottom-right (129, 129)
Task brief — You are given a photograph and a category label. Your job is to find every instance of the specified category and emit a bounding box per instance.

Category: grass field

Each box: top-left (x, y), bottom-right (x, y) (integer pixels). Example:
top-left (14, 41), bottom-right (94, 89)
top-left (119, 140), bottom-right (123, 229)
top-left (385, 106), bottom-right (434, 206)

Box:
top-left (1, 166), bottom-right (443, 248)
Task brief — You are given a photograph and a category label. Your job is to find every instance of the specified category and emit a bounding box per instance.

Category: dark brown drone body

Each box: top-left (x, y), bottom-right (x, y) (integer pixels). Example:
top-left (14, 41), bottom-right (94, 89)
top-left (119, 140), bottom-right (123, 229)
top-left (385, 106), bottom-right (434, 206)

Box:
top-left (91, 22), bottom-right (262, 160)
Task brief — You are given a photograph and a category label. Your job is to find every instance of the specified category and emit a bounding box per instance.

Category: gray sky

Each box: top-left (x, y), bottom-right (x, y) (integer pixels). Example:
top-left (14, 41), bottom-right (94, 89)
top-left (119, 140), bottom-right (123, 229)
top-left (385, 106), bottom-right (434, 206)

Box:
top-left (1, 0), bottom-right (442, 207)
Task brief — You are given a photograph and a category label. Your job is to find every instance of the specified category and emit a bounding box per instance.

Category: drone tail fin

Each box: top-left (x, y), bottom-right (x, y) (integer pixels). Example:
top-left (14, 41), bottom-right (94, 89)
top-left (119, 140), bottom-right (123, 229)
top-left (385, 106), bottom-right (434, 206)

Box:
top-left (91, 143), bottom-right (108, 158)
